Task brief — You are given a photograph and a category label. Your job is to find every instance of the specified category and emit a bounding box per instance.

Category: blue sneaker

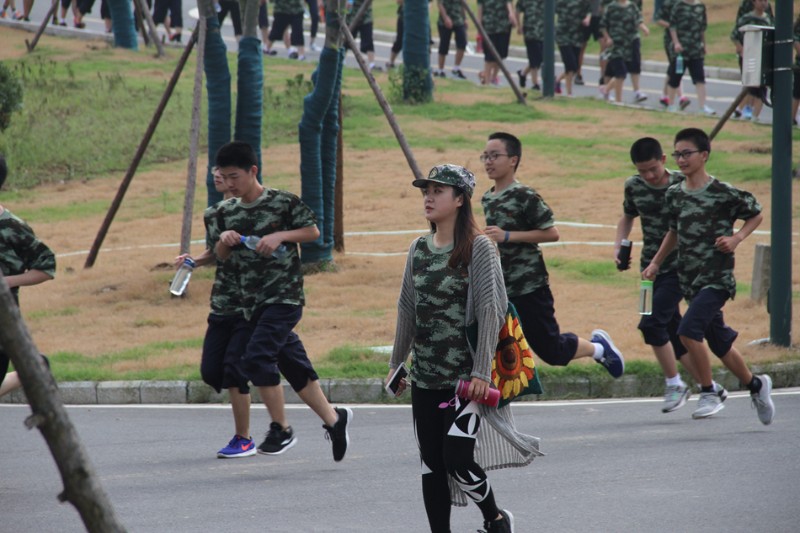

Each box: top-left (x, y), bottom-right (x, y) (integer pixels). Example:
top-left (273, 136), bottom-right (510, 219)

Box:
top-left (217, 435), bottom-right (256, 458)
top-left (591, 329), bottom-right (625, 378)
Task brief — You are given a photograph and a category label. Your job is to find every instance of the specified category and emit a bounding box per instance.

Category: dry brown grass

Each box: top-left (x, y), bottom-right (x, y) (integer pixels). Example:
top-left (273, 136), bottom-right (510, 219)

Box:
top-left (1, 26), bottom-right (798, 379)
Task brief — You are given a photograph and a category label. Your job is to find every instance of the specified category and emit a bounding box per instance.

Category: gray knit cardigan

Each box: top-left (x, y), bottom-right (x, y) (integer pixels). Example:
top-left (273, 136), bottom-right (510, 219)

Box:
top-left (390, 234), bottom-right (543, 506)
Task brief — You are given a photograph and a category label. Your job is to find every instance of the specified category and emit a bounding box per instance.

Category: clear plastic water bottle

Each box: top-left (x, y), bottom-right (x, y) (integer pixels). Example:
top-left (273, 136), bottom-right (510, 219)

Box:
top-left (169, 257), bottom-right (196, 296)
top-left (241, 235), bottom-right (287, 259)
top-left (675, 54), bottom-right (684, 75)
top-left (639, 280), bottom-right (653, 315)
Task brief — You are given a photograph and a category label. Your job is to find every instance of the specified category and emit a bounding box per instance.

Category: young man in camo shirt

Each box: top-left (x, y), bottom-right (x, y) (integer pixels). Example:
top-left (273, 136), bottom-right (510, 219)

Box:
top-left (479, 132), bottom-right (625, 378)
top-left (643, 128), bottom-right (774, 424)
top-left (213, 141), bottom-right (352, 461)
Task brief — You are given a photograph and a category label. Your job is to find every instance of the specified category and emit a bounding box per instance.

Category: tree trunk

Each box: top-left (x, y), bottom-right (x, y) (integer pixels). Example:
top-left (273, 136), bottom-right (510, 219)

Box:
top-left (0, 277), bottom-right (126, 532)
top-left (106, 0), bottom-right (139, 50)
top-left (401, 0), bottom-right (432, 103)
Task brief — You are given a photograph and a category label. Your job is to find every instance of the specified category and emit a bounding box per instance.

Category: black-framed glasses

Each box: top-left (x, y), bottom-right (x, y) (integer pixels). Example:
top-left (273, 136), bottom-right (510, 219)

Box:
top-left (671, 150), bottom-right (700, 160)
top-left (479, 153), bottom-right (509, 163)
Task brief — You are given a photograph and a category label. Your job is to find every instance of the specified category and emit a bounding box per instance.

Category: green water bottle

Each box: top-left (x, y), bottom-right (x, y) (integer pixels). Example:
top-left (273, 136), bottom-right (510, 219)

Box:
top-left (639, 280), bottom-right (653, 315)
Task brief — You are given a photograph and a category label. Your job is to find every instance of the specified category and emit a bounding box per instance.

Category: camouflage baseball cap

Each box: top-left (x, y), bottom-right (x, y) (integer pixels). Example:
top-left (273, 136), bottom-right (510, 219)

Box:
top-left (412, 164), bottom-right (476, 198)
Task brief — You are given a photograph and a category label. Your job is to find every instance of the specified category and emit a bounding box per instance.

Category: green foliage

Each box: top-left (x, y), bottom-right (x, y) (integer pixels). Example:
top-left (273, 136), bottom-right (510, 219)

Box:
top-left (0, 61), bottom-right (24, 132)
top-left (388, 64), bottom-right (433, 105)
top-left (313, 345), bottom-right (392, 378)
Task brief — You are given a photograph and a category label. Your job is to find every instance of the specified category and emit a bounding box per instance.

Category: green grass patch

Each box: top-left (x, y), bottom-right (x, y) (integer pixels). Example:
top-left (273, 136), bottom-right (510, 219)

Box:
top-left (26, 306), bottom-right (80, 320)
top-left (546, 257), bottom-right (631, 286)
top-left (305, 344), bottom-right (390, 379)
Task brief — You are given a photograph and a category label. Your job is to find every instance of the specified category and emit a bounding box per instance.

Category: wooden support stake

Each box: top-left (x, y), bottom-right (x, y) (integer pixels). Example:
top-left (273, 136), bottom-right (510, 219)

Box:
top-left (709, 87), bottom-right (749, 141)
top-left (132, 0), bottom-right (165, 57)
top-left (25, 0), bottom-right (59, 52)
top-left (751, 243), bottom-right (771, 304)
top-left (84, 28), bottom-right (198, 269)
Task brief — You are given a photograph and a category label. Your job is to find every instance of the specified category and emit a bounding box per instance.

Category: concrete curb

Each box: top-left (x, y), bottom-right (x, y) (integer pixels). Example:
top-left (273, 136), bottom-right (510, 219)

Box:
top-left (3, 361), bottom-right (798, 405)
top-left (0, 19), bottom-right (741, 82)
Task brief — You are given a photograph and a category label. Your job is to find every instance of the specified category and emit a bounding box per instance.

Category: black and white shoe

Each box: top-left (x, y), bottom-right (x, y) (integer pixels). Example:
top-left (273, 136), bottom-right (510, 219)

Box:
top-left (323, 407), bottom-right (353, 462)
top-left (257, 422), bottom-right (297, 455)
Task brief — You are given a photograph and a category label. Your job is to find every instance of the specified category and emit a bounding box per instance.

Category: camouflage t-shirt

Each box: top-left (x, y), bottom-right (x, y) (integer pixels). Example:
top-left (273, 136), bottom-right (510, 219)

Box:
top-left (735, 0), bottom-right (773, 22)
top-left (479, 0), bottom-right (512, 34)
top-left (665, 178), bottom-right (762, 301)
top-left (481, 181), bottom-right (555, 298)
top-left (600, 1), bottom-right (643, 60)
top-left (0, 209), bottom-right (56, 306)
top-left (204, 204), bottom-right (241, 317)
top-left (730, 11), bottom-right (773, 46)
top-left (668, 0), bottom-right (707, 60)
top-left (656, 0), bottom-right (677, 57)
top-left (346, 0), bottom-right (373, 25)
top-left (215, 188), bottom-right (317, 319)
top-left (438, 0), bottom-right (465, 27)
top-left (556, 0), bottom-right (591, 47)
top-left (273, 0), bottom-right (303, 15)
top-left (516, 0), bottom-right (544, 41)
top-left (622, 170), bottom-right (684, 273)
top-left (410, 234), bottom-right (472, 389)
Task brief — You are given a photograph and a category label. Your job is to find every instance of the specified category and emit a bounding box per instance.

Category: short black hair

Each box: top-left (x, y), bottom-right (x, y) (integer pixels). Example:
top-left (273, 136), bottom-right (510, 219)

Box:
top-left (488, 132), bottom-right (522, 170)
top-left (630, 137), bottom-right (664, 164)
top-left (674, 128), bottom-right (711, 154)
top-left (0, 154), bottom-right (7, 190)
top-left (215, 141), bottom-right (258, 170)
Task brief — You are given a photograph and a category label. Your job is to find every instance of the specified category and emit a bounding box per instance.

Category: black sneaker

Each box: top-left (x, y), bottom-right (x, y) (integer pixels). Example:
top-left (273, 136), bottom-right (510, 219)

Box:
top-left (323, 407), bottom-right (353, 462)
top-left (481, 509), bottom-right (514, 533)
top-left (516, 69), bottom-right (526, 88)
top-left (257, 422), bottom-right (297, 455)
top-left (452, 68), bottom-right (467, 79)
top-left (531, 83), bottom-right (541, 91)
top-left (575, 73), bottom-right (584, 85)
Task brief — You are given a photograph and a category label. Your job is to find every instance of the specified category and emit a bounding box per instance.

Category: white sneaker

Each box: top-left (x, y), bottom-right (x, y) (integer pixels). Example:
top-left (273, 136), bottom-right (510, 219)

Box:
top-left (309, 42), bottom-right (319, 52)
top-left (692, 391), bottom-right (724, 419)
top-left (703, 105), bottom-right (717, 116)
top-left (751, 374), bottom-right (775, 425)
top-left (662, 384), bottom-right (691, 413)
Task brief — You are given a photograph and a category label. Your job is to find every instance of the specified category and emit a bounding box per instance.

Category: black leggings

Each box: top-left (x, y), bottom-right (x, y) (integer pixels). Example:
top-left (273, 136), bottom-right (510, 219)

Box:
top-left (412, 383), bottom-right (500, 532)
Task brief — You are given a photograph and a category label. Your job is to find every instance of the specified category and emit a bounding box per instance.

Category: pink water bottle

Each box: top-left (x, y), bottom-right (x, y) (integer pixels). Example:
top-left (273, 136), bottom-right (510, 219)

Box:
top-left (455, 379), bottom-right (500, 407)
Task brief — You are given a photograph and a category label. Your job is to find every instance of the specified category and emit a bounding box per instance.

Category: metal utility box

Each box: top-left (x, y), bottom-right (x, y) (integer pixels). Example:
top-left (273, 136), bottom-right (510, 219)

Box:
top-left (741, 24), bottom-right (774, 87)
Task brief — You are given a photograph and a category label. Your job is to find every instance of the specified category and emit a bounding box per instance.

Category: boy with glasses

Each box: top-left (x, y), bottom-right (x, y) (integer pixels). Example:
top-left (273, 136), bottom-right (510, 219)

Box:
top-left (614, 138), bottom-right (727, 413)
top-left (643, 128), bottom-right (774, 423)
top-left (480, 132), bottom-right (625, 378)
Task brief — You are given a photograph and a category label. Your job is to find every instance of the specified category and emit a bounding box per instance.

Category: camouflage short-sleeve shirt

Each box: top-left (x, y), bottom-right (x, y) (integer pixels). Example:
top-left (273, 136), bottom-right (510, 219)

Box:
top-left (481, 182), bottom-right (555, 298)
top-left (0, 209), bottom-right (56, 306)
top-left (346, 0), bottom-right (373, 25)
top-left (273, 0), bottom-right (303, 15)
top-left (517, 0), bottom-right (544, 41)
top-left (556, 0), bottom-right (591, 47)
top-left (665, 178), bottom-right (762, 301)
top-left (479, 0), bottom-right (512, 34)
top-left (410, 235), bottom-right (472, 389)
top-left (215, 189), bottom-right (317, 319)
top-left (730, 11), bottom-right (773, 46)
top-left (622, 170), bottom-right (684, 273)
top-left (438, 0), bottom-right (465, 27)
top-left (600, 1), bottom-right (643, 60)
top-left (657, 0), bottom-right (677, 56)
top-left (668, 0), bottom-right (707, 60)
top-left (204, 204), bottom-right (241, 316)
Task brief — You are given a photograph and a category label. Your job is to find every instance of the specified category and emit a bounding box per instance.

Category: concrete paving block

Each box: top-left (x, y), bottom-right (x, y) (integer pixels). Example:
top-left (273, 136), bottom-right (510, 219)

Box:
top-left (141, 381), bottom-right (187, 404)
top-left (542, 377), bottom-right (590, 400)
top-left (57, 381), bottom-right (98, 404)
top-left (97, 381), bottom-right (142, 404)
top-left (0, 387), bottom-right (27, 404)
top-left (248, 382), bottom-right (303, 404)
top-left (328, 379), bottom-right (383, 403)
top-left (187, 381), bottom-right (228, 403)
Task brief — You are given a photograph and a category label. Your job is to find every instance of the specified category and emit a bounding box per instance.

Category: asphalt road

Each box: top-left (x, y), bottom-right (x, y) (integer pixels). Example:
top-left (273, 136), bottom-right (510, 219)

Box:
top-left (18, 5), bottom-right (772, 124)
top-left (2, 388), bottom-right (798, 532)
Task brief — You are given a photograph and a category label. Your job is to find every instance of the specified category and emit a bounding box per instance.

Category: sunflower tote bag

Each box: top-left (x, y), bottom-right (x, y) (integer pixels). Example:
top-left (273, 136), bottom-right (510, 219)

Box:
top-left (465, 302), bottom-right (544, 408)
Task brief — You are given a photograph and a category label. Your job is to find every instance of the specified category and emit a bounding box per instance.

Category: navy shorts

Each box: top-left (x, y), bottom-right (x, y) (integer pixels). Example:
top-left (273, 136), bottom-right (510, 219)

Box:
top-left (668, 56), bottom-right (705, 87)
top-left (437, 23), bottom-right (467, 56)
top-left (352, 22), bottom-right (375, 53)
top-left (581, 14), bottom-right (602, 42)
top-left (638, 271), bottom-right (687, 358)
top-left (677, 288), bottom-right (738, 357)
top-left (269, 12), bottom-right (304, 46)
top-left (243, 304), bottom-right (319, 390)
top-left (485, 30), bottom-right (511, 62)
top-left (794, 62), bottom-right (800, 99)
top-left (258, 2), bottom-right (268, 29)
top-left (559, 44), bottom-right (581, 73)
top-left (201, 313), bottom-right (252, 394)
top-left (625, 38), bottom-right (641, 74)
top-left (606, 57), bottom-right (628, 79)
top-left (153, 0), bottom-right (182, 26)
top-left (510, 286), bottom-right (579, 367)
top-left (0, 351), bottom-right (9, 388)
top-left (524, 38), bottom-right (543, 69)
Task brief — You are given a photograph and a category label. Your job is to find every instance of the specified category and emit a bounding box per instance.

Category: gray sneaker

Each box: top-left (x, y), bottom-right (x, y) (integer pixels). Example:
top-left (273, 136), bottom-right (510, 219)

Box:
top-left (751, 374), bottom-right (775, 425)
top-left (714, 382), bottom-right (729, 403)
top-left (662, 384), bottom-right (691, 413)
top-left (692, 391), bottom-right (724, 419)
